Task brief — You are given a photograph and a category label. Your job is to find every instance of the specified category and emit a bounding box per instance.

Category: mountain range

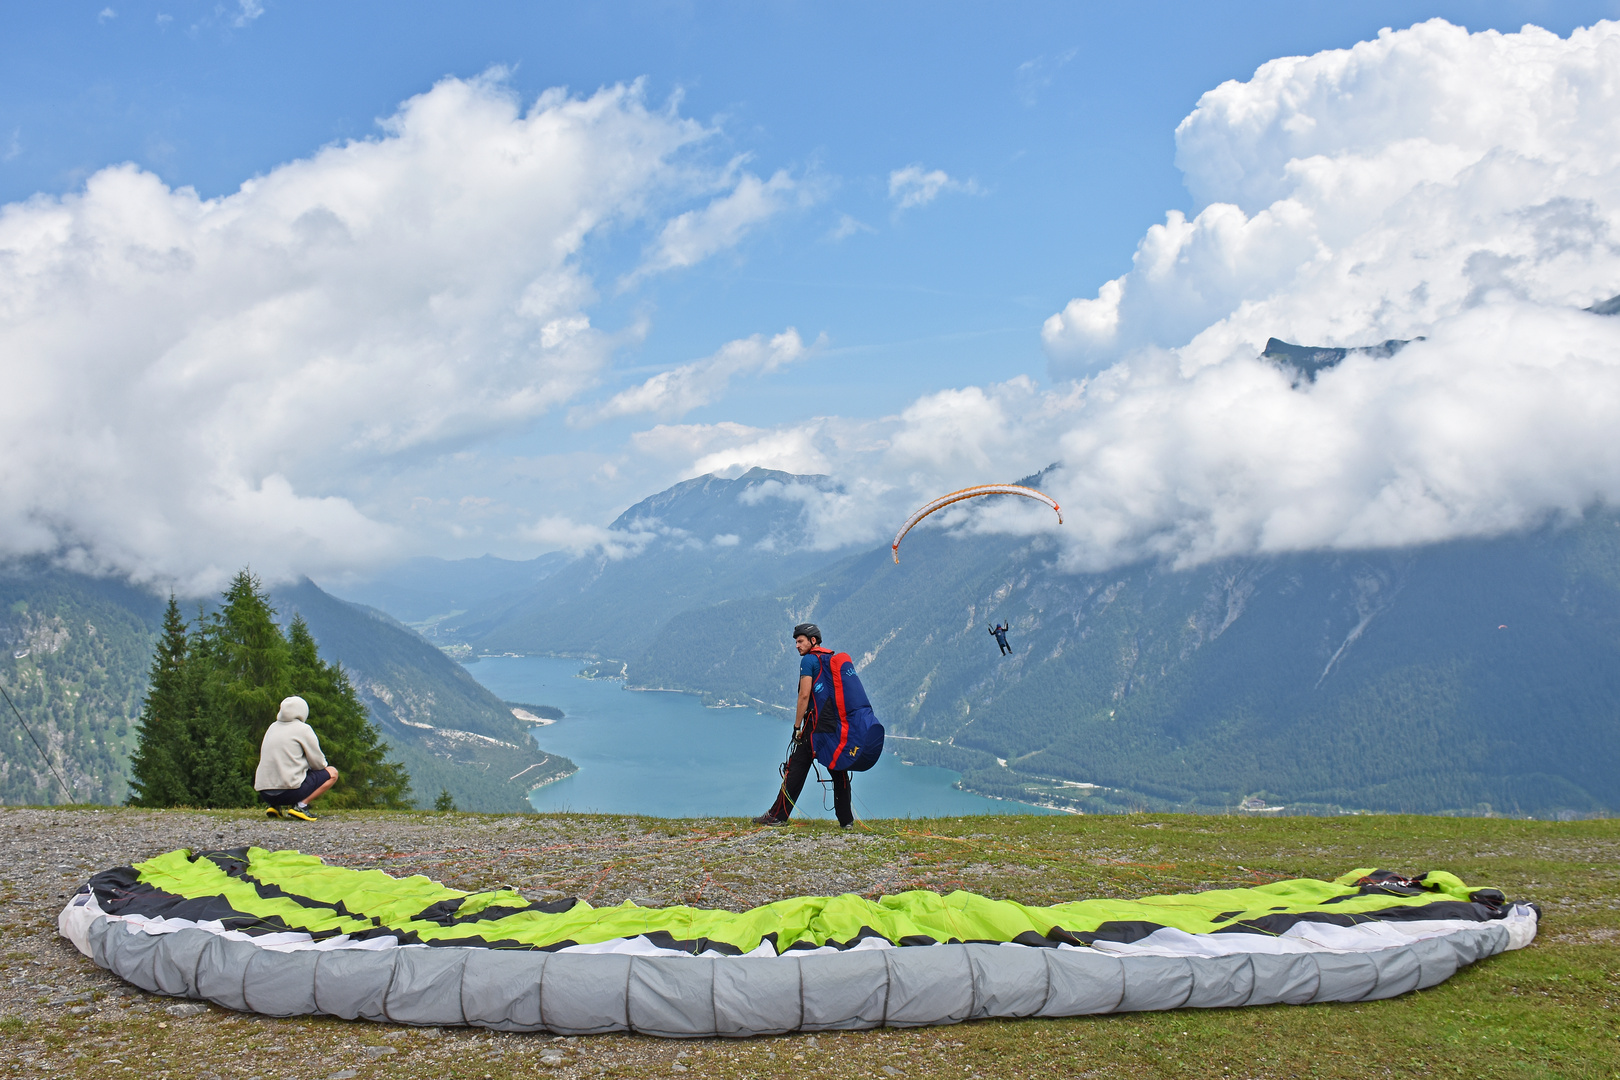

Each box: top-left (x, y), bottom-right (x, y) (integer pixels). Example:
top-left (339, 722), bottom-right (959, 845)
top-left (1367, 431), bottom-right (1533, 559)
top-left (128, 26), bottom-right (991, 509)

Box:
top-left (326, 552), bottom-right (570, 638)
top-left (346, 470), bottom-right (856, 659)
top-left (0, 567), bottom-right (163, 806)
top-left (8, 455), bottom-right (1619, 819)
top-left (265, 579), bottom-right (573, 811)
top-left (362, 469), bottom-right (1620, 819)
top-left (627, 496), bottom-right (1620, 816)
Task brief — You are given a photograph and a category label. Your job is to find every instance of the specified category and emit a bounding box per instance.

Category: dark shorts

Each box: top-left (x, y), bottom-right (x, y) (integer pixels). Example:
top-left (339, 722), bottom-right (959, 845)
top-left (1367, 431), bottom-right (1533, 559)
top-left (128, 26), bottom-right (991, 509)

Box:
top-left (258, 768), bottom-right (332, 807)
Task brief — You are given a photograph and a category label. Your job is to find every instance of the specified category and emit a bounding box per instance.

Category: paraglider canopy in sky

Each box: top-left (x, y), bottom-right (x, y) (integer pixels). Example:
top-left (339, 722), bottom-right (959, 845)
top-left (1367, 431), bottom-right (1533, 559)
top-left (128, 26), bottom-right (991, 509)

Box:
top-left (892, 485), bottom-right (1063, 563)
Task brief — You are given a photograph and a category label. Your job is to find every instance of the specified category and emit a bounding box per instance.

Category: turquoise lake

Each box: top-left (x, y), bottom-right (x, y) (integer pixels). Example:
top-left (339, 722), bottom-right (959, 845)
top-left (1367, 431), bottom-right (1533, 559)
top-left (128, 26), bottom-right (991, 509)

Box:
top-left (463, 655), bottom-right (1055, 820)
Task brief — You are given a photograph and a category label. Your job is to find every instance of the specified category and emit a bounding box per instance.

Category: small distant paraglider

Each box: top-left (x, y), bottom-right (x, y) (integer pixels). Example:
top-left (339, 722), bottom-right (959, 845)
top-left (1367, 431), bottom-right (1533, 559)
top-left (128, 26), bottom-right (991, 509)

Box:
top-left (892, 484), bottom-right (1062, 563)
top-left (1498, 625), bottom-right (1508, 630)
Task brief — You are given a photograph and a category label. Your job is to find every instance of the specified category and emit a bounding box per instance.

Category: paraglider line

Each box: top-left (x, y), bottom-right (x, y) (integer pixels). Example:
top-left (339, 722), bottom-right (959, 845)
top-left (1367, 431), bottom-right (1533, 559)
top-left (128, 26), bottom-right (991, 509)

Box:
top-left (0, 681), bottom-right (72, 803)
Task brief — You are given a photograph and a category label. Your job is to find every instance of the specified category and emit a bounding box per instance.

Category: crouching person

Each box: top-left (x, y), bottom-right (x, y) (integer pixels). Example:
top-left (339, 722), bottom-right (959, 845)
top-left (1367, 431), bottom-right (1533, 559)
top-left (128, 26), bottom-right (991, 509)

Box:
top-left (255, 695), bottom-right (338, 821)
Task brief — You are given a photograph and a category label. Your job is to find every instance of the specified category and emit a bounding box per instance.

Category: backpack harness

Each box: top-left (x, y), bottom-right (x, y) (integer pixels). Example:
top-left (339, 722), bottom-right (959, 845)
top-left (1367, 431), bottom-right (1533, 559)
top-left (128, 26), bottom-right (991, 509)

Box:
top-left (801, 647), bottom-right (885, 773)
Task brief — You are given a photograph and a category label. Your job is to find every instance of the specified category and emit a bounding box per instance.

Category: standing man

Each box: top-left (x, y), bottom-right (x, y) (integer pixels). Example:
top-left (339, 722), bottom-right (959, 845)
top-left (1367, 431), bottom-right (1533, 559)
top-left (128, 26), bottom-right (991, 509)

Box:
top-left (753, 623), bottom-right (853, 829)
top-left (255, 695), bottom-right (339, 821)
top-left (990, 621), bottom-right (1012, 655)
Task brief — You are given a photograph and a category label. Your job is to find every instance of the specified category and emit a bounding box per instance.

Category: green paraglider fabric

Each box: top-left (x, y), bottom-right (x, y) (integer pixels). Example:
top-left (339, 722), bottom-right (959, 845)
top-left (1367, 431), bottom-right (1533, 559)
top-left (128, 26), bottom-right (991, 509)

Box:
top-left (86, 847), bottom-right (1515, 955)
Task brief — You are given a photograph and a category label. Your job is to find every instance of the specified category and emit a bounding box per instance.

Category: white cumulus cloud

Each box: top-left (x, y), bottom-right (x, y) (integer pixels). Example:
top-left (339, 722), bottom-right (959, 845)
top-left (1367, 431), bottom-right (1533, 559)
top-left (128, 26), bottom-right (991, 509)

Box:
top-left (624, 376), bottom-right (1079, 553)
top-left (888, 164), bottom-right (980, 211)
top-left (0, 74), bottom-right (727, 592)
top-left (630, 166), bottom-right (814, 281)
top-left (573, 328), bottom-right (813, 425)
top-left (689, 425), bottom-right (834, 479)
top-left (1044, 19), bottom-right (1620, 372)
top-left (1045, 305), bottom-right (1620, 570)
top-left (1029, 18), bottom-right (1620, 565)
top-left (518, 515), bottom-right (658, 561)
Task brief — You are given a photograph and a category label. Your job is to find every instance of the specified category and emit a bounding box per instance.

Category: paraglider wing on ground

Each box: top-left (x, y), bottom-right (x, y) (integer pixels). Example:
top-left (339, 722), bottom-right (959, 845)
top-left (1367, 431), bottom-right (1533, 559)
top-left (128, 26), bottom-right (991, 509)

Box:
top-left (60, 847), bottom-right (1536, 1036)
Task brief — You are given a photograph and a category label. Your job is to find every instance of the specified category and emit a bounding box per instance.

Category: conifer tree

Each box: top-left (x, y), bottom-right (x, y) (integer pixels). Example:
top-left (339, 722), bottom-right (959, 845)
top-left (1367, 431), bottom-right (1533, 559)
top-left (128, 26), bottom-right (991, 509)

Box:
top-left (191, 570), bottom-right (288, 806)
top-left (208, 570), bottom-right (292, 745)
top-left (127, 595), bottom-right (191, 807)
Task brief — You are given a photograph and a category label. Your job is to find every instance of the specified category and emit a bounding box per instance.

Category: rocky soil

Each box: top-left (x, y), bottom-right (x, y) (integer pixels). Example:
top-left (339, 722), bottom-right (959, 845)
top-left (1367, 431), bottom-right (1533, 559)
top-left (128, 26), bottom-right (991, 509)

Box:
top-left (0, 806), bottom-right (979, 1080)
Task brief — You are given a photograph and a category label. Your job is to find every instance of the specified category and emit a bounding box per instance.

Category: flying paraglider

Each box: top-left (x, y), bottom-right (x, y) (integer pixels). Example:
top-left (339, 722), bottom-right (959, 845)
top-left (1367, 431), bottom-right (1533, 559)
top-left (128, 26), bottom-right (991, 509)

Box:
top-left (892, 484), bottom-right (1062, 563)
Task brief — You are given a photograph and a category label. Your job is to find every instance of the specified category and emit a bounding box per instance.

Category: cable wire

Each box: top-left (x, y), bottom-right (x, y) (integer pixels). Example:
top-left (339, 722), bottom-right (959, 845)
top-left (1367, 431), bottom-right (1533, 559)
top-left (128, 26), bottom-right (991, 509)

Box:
top-left (0, 680), bottom-right (73, 803)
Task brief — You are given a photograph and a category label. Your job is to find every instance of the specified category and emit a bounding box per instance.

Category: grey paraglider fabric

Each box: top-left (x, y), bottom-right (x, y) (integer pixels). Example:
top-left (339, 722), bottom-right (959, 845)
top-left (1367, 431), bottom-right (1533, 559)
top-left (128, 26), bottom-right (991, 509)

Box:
top-left (68, 898), bottom-right (1532, 1035)
top-left (58, 850), bottom-right (1537, 1035)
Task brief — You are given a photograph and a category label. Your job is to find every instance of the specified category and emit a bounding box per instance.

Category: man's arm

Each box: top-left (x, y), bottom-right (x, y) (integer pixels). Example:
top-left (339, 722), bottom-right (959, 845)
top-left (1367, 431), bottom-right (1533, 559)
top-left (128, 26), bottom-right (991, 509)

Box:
top-left (299, 725), bottom-right (329, 770)
top-left (792, 675), bottom-right (813, 740)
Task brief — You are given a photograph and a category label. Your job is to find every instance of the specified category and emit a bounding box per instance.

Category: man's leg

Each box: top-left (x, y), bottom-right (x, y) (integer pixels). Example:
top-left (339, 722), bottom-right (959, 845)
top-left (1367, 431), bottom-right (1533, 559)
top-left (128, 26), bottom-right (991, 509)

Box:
top-left (258, 790), bottom-right (293, 817)
top-left (832, 770), bottom-right (853, 828)
top-left (302, 766), bottom-right (339, 805)
top-left (761, 740), bottom-right (813, 822)
top-left (284, 768), bottom-right (340, 820)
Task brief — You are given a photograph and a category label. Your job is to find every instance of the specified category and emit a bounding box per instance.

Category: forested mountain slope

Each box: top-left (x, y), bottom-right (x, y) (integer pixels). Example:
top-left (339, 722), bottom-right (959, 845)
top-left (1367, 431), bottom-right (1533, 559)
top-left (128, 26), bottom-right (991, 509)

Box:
top-left (629, 504), bottom-right (1620, 817)
top-left (269, 579), bottom-right (521, 742)
top-left (269, 579), bottom-right (574, 811)
top-left (323, 552), bottom-right (569, 636)
top-left (0, 566), bottom-right (162, 805)
top-left (0, 566), bottom-right (569, 810)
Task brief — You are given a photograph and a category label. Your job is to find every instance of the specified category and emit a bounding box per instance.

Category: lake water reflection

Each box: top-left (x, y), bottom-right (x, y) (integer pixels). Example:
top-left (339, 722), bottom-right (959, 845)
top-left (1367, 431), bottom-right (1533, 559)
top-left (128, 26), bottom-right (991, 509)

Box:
top-left (463, 655), bottom-right (1055, 819)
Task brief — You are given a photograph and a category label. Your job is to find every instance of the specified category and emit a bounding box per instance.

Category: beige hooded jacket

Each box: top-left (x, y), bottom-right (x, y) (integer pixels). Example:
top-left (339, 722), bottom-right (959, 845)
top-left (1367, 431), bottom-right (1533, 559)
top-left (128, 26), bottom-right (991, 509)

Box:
top-left (253, 696), bottom-right (329, 791)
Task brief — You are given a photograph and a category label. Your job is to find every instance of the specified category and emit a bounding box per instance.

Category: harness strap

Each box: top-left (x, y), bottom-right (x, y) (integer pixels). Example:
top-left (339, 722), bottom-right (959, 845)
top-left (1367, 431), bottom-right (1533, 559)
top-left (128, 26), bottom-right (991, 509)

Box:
top-left (827, 651), bottom-right (852, 767)
top-left (803, 647), bottom-right (831, 735)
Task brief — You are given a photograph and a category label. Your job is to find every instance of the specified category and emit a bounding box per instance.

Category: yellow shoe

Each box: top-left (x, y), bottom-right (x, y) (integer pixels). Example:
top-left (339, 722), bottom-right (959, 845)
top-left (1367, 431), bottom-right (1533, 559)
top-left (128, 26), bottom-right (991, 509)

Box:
top-left (264, 805), bottom-right (285, 819)
top-left (283, 804), bottom-right (318, 821)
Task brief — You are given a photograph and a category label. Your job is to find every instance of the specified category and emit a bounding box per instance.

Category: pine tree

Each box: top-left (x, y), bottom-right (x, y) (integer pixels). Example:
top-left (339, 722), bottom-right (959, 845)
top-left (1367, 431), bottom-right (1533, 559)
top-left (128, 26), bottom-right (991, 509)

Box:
top-left (126, 596), bottom-right (193, 807)
top-left (186, 571), bottom-right (286, 807)
top-left (208, 570), bottom-right (292, 745)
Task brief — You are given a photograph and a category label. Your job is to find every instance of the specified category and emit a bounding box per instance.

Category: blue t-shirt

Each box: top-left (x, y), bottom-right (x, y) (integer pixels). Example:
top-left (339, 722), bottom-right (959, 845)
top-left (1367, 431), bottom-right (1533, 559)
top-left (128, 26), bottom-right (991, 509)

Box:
top-left (801, 651), bottom-right (834, 729)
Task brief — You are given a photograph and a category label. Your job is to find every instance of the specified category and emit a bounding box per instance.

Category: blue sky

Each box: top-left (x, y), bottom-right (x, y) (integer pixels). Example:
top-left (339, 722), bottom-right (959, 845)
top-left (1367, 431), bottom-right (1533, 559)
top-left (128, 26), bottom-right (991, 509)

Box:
top-left (4, 2), bottom-right (1620, 585)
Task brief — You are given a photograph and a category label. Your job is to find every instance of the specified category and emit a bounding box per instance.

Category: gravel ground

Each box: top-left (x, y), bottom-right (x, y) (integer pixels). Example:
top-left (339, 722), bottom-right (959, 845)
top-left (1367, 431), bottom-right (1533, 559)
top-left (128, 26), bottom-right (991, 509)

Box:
top-left (0, 806), bottom-right (962, 1080)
